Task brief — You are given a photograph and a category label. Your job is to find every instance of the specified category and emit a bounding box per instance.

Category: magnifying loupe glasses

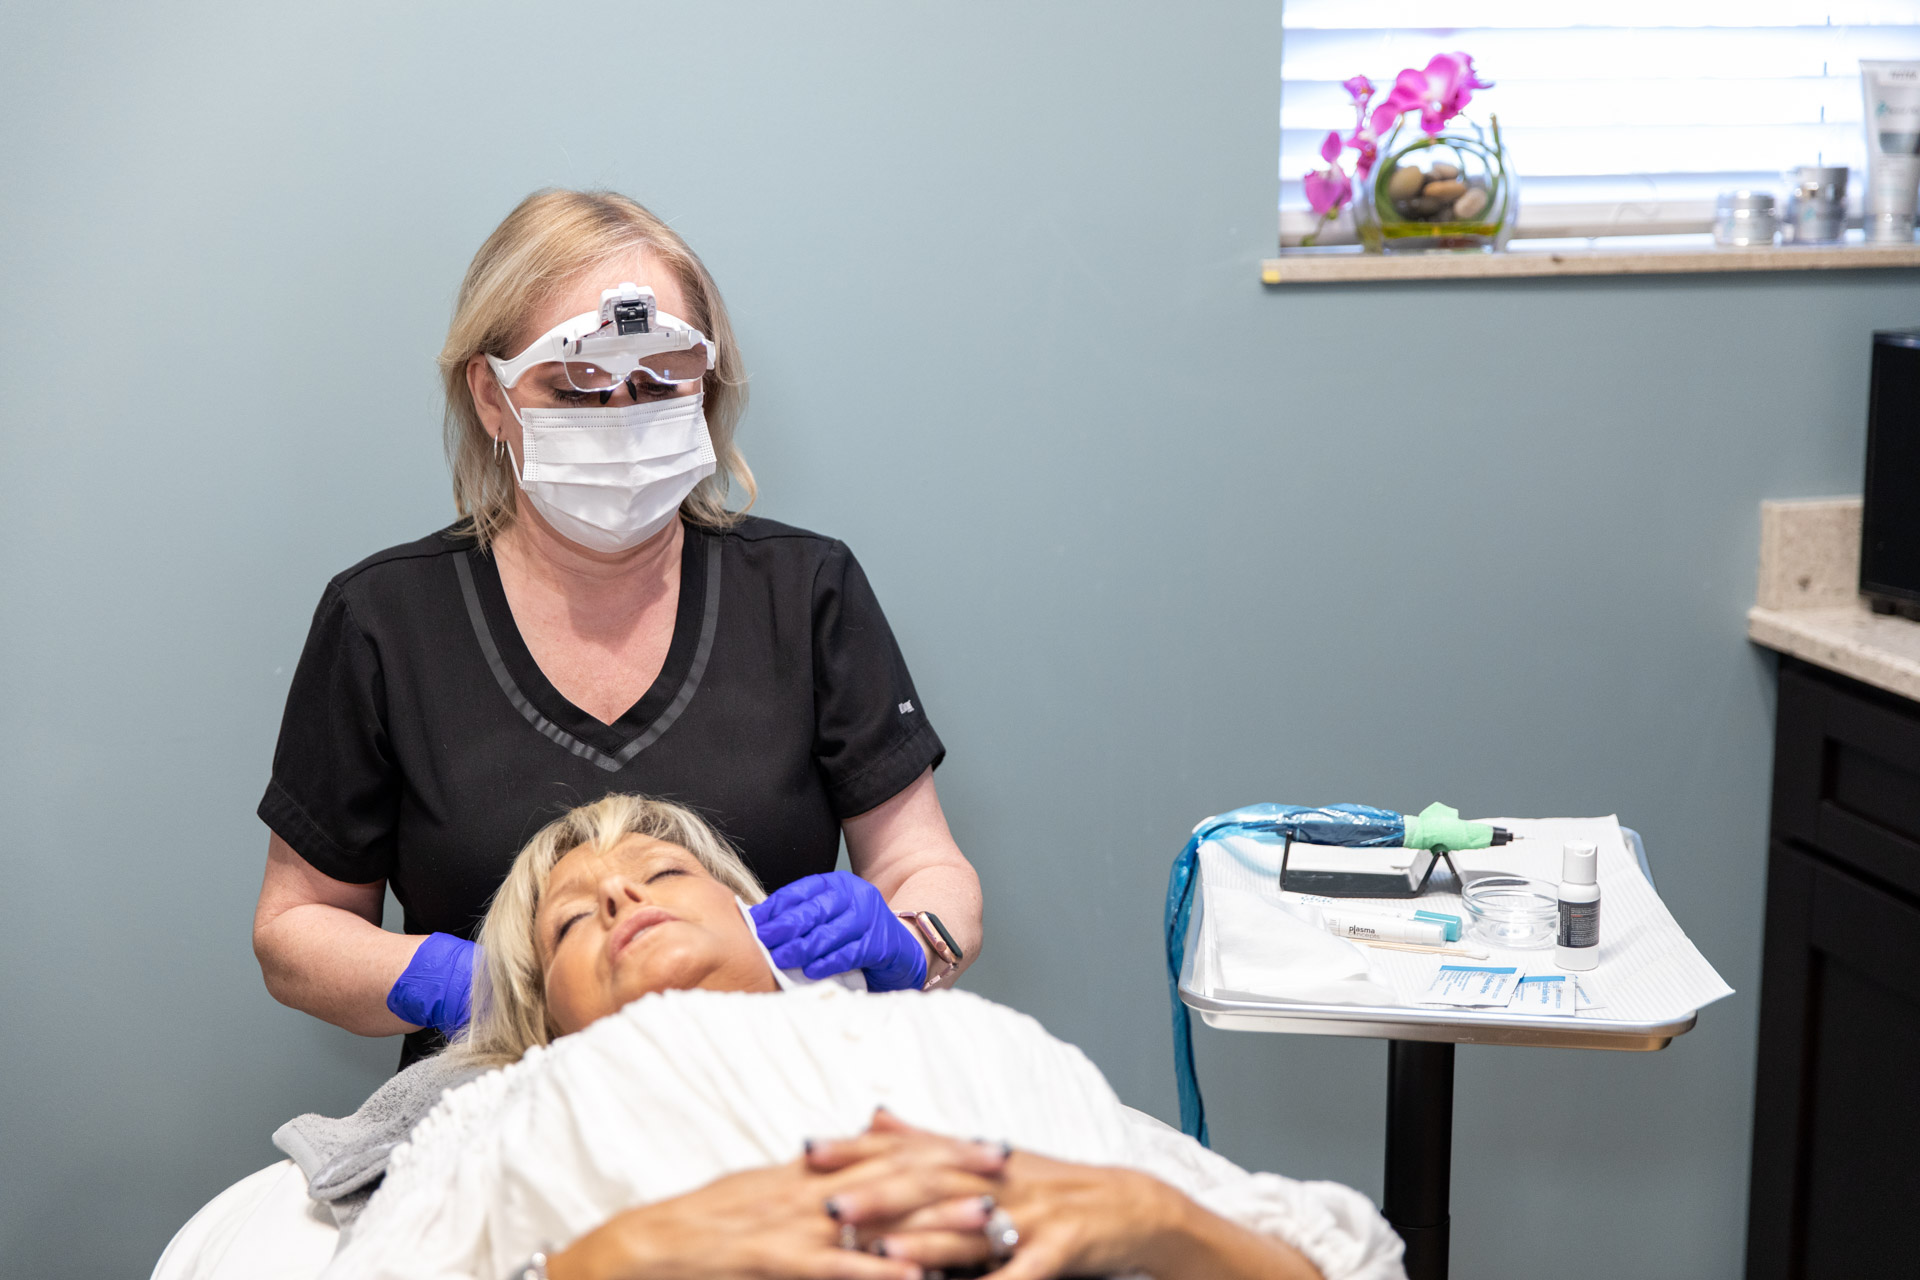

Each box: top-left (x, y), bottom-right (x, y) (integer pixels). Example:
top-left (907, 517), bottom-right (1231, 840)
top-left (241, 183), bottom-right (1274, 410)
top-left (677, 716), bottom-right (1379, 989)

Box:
top-left (487, 283), bottom-right (716, 405)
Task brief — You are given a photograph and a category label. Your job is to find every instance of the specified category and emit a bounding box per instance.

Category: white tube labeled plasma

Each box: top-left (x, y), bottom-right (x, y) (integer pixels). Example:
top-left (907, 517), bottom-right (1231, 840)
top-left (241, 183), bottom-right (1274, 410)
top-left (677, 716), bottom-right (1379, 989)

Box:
top-left (1322, 910), bottom-right (1448, 946)
top-left (1862, 61), bottom-right (1920, 243)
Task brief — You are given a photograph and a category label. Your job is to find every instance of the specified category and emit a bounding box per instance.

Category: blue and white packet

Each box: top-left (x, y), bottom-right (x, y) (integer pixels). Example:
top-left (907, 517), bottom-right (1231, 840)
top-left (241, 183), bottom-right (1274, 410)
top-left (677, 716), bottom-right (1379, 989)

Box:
top-left (1421, 965), bottom-right (1520, 1007)
top-left (1511, 973), bottom-right (1576, 1014)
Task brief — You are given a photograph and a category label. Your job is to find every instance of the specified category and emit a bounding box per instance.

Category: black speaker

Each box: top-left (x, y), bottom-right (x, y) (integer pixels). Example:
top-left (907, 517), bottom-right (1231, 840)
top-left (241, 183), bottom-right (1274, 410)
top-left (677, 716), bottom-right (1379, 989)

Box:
top-left (1862, 328), bottom-right (1920, 618)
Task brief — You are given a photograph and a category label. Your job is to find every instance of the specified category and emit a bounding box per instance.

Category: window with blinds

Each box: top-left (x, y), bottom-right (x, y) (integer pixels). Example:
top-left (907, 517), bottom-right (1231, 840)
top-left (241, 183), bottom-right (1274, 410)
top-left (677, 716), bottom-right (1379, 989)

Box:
top-left (1279, 2), bottom-right (1920, 244)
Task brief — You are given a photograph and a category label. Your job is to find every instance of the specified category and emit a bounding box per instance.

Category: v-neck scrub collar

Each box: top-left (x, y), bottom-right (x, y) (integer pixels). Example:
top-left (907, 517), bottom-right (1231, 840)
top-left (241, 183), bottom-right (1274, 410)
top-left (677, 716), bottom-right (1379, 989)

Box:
top-left (453, 530), bottom-right (722, 773)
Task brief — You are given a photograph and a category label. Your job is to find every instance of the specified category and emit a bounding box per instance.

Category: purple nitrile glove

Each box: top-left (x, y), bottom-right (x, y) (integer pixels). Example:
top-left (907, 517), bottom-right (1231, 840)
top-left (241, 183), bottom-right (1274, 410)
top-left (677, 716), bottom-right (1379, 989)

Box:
top-left (386, 932), bottom-right (477, 1036)
top-left (749, 871), bottom-right (928, 992)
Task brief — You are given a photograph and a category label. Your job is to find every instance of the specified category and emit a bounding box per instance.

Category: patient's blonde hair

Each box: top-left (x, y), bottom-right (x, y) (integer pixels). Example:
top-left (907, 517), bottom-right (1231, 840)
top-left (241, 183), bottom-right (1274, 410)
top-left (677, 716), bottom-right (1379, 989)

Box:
top-left (438, 189), bottom-right (755, 548)
top-left (455, 794), bottom-right (766, 1067)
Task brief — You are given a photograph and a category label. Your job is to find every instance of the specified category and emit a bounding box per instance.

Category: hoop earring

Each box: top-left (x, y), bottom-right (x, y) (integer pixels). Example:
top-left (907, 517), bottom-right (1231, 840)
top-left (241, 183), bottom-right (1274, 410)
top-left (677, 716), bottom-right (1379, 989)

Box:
top-left (492, 434), bottom-right (504, 462)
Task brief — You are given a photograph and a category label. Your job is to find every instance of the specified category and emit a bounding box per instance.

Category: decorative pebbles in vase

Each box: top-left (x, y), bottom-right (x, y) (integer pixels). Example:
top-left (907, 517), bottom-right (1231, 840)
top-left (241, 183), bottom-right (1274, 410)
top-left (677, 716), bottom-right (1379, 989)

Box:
top-left (1302, 52), bottom-right (1516, 254)
top-left (1359, 121), bottom-right (1513, 252)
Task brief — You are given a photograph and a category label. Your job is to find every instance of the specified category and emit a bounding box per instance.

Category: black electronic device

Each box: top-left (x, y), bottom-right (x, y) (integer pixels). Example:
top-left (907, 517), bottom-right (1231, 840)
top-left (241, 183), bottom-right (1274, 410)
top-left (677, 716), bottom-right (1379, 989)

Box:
top-left (1862, 328), bottom-right (1920, 618)
top-left (1279, 836), bottom-right (1459, 898)
top-left (612, 297), bottom-right (652, 335)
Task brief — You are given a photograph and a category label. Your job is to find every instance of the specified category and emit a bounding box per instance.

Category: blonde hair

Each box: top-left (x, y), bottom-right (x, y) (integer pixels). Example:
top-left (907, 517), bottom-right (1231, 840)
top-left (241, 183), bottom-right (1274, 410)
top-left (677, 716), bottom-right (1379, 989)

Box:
top-left (455, 794), bottom-right (766, 1067)
top-left (437, 189), bottom-right (755, 547)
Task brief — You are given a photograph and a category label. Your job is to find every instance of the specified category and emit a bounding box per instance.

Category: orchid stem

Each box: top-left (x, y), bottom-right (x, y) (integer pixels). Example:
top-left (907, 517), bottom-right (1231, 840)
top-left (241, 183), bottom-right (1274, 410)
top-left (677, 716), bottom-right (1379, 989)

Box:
top-left (1300, 208), bottom-right (1339, 249)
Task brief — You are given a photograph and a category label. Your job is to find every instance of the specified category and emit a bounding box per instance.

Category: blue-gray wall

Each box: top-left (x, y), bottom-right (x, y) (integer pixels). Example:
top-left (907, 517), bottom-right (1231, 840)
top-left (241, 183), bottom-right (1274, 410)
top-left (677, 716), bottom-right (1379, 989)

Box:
top-left (2, 5), bottom-right (1911, 1276)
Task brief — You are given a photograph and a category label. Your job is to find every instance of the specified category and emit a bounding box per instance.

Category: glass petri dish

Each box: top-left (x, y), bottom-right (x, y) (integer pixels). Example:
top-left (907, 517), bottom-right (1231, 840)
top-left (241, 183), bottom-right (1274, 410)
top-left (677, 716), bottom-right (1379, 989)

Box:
top-left (1461, 875), bottom-right (1558, 950)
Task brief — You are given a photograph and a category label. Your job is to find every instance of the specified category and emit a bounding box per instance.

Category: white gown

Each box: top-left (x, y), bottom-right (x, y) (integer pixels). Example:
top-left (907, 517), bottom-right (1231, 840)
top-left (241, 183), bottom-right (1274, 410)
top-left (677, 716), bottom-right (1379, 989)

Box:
top-left (322, 985), bottom-right (1404, 1280)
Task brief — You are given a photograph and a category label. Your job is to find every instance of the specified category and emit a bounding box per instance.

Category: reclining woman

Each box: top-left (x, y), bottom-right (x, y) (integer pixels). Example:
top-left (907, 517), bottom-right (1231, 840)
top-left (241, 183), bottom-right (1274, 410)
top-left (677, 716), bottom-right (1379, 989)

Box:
top-left (318, 794), bottom-right (1405, 1280)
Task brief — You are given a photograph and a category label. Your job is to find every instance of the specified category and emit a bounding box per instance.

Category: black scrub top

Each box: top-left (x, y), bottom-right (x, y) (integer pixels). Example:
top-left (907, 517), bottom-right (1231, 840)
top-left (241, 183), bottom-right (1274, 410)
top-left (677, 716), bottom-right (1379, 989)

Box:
top-left (259, 516), bottom-right (944, 1065)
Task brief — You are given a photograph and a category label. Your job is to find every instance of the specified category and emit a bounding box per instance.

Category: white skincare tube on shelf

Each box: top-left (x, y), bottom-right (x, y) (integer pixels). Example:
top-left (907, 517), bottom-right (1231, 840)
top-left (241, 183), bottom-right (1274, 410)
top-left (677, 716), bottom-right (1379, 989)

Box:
top-left (1322, 910), bottom-right (1449, 946)
top-left (1861, 60), bottom-right (1920, 243)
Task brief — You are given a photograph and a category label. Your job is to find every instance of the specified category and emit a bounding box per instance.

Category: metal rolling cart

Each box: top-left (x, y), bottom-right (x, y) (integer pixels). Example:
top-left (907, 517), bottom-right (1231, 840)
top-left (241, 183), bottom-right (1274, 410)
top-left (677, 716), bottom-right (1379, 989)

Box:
top-left (1178, 831), bottom-right (1702, 1280)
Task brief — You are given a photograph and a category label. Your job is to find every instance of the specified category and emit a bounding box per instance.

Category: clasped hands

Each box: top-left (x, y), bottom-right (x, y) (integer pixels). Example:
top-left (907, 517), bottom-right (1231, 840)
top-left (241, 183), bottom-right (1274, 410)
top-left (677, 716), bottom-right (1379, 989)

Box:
top-left (548, 1108), bottom-right (1186, 1280)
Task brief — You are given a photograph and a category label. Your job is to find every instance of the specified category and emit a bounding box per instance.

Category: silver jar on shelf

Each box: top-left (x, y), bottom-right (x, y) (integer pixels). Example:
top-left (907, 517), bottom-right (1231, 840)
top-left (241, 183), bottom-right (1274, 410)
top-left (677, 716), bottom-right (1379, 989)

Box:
top-left (1714, 190), bottom-right (1778, 247)
top-left (1782, 166), bottom-right (1848, 244)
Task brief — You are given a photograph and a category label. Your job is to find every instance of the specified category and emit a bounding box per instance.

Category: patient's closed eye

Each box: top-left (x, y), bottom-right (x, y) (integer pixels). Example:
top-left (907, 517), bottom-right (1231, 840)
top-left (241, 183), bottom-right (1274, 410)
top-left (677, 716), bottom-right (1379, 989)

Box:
top-left (647, 867), bottom-right (686, 883)
top-left (554, 911), bottom-right (589, 946)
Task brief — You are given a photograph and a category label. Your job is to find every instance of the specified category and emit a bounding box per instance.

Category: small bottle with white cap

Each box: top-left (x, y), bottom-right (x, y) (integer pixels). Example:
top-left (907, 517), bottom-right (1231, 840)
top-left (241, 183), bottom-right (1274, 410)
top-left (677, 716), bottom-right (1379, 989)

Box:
top-left (1556, 841), bottom-right (1600, 971)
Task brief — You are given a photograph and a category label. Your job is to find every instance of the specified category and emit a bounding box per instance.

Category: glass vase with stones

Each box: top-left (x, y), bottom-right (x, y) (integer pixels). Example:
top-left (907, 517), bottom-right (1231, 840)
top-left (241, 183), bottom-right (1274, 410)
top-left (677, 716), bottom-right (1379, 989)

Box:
top-left (1358, 126), bottom-right (1513, 254)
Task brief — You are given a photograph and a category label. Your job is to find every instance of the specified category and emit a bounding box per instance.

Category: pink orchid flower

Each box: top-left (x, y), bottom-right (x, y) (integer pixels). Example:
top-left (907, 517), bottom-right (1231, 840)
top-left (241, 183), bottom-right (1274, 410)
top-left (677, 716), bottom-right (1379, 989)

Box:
top-left (1347, 131), bottom-right (1379, 183)
top-left (1303, 129), bottom-right (1351, 217)
top-left (1374, 52), bottom-right (1492, 137)
top-left (1342, 76), bottom-right (1381, 180)
top-left (1300, 54), bottom-right (1490, 241)
top-left (1428, 52), bottom-right (1492, 126)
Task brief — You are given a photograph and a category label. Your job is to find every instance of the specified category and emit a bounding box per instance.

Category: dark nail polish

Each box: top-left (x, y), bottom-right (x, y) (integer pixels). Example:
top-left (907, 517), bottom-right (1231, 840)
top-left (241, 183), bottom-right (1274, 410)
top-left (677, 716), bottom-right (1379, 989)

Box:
top-left (802, 1138), bottom-right (815, 1155)
top-left (978, 1194), bottom-right (997, 1214)
top-left (872, 1240), bottom-right (890, 1257)
top-left (999, 1141), bottom-right (1014, 1160)
top-left (824, 1197), bottom-right (844, 1221)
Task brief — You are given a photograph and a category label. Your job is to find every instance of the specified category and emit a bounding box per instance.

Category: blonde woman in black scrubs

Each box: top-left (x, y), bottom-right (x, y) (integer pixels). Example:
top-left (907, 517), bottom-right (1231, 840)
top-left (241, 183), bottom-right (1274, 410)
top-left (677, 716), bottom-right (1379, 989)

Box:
top-left (251, 189), bottom-right (981, 1066)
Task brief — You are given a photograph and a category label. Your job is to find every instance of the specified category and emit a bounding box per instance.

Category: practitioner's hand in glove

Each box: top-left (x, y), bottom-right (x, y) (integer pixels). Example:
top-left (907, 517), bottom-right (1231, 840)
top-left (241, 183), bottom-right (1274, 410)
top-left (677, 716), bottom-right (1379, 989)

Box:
top-left (385, 932), bottom-right (477, 1037)
top-left (750, 871), bottom-right (927, 991)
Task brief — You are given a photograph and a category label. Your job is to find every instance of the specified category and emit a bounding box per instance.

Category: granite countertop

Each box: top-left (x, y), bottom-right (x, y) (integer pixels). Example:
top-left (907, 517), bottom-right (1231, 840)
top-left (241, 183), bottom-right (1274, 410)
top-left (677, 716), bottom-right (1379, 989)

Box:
top-left (1746, 496), bottom-right (1920, 703)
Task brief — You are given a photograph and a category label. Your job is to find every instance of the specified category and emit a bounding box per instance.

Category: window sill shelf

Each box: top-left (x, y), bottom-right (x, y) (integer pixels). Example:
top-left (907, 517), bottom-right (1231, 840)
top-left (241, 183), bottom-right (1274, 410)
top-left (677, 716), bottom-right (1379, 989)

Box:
top-left (1260, 241), bottom-right (1920, 285)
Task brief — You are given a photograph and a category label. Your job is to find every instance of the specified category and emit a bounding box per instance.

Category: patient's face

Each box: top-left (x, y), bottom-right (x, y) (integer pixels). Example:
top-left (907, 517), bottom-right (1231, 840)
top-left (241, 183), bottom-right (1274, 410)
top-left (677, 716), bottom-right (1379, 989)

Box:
top-left (535, 835), bottom-right (776, 1036)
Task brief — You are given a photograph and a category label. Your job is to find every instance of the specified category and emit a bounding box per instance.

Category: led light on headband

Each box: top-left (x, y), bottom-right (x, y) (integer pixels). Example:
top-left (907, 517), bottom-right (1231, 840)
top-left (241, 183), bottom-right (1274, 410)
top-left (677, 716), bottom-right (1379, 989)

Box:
top-left (487, 283), bottom-right (717, 403)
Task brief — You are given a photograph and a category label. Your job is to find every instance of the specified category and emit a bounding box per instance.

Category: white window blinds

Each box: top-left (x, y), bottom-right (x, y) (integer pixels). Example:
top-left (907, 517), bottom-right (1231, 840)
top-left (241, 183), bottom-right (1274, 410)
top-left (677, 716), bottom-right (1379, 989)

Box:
top-left (1279, 2), bottom-right (1920, 242)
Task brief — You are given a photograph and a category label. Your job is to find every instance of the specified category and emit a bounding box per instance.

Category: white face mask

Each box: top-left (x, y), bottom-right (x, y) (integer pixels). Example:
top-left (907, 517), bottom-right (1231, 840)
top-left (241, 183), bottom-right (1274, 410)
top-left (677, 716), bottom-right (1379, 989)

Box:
top-left (502, 391), bottom-right (716, 553)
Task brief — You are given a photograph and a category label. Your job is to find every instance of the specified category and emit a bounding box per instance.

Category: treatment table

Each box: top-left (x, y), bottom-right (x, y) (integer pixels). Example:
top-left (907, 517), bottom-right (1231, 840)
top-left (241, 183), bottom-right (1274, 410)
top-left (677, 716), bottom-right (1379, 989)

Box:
top-left (1179, 830), bottom-right (1704, 1280)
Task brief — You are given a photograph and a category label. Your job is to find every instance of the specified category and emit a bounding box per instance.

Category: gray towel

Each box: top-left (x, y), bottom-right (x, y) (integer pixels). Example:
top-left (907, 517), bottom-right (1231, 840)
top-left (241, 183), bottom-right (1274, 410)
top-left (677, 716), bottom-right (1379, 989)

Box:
top-left (273, 1052), bottom-right (490, 1228)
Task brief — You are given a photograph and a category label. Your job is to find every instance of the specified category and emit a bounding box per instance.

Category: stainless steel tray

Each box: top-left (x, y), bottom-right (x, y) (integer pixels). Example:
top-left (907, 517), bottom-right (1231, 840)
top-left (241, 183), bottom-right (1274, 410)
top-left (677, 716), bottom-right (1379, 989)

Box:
top-left (1180, 982), bottom-right (1695, 1051)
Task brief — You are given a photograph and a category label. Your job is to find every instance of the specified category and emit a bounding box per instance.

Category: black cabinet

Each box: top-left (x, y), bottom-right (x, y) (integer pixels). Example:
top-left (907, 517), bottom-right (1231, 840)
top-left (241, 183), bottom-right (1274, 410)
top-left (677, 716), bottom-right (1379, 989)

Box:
top-left (1747, 658), bottom-right (1920, 1279)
